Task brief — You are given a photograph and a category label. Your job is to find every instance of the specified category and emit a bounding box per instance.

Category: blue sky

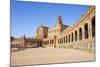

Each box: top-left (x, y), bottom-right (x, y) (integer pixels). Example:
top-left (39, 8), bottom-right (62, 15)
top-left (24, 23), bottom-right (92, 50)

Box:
top-left (11, 0), bottom-right (90, 37)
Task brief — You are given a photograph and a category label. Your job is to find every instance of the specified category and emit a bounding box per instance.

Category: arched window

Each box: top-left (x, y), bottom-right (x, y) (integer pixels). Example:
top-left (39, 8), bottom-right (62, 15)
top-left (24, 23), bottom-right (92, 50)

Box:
top-left (75, 31), bottom-right (77, 41)
top-left (71, 33), bottom-right (73, 42)
top-left (79, 28), bottom-right (82, 40)
top-left (92, 17), bottom-right (95, 37)
top-left (84, 23), bottom-right (88, 39)
top-left (69, 34), bottom-right (70, 42)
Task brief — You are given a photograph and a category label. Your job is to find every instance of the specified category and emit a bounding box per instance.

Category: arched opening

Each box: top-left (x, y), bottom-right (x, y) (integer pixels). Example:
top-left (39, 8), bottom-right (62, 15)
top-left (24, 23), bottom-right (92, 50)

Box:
top-left (92, 16), bottom-right (95, 37)
top-left (79, 28), bottom-right (82, 40)
top-left (64, 37), bottom-right (65, 43)
top-left (50, 40), bottom-right (51, 44)
top-left (62, 38), bottom-right (63, 43)
top-left (44, 35), bottom-right (47, 38)
top-left (48, 40), bottom-right (50, 44)
top-left (60, 39), bottom-right (61, 44)
top-left (72, 33), bottom-right (73, 42)
top-left (61, 38), bottom-right (62, 44)
top-left (58, 39), bottom-right (59, 44)
top-left (51, 40), bottom-right (53, 44)
top-left (48, 40), bottom-right (49, 45)
top-left (60, 38), bottom-right (62, 44)
top-left (75, 31), bottom-right (77, 41)
top-left (69, 34), bottom-right (70, 43)
top-left (84, 23), bottom-right (88, 39)
top-left (39, 42), bottom-right (42, 47)
top-left (66, 35), bottom-right (67, 43)
top-left (51, 40), bottom-right (52, 44)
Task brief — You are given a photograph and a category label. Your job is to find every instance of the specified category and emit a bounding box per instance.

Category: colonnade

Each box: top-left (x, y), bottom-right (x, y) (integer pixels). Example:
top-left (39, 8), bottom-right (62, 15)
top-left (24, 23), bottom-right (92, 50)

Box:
top-left (57, 16), bottom-right (95, 52)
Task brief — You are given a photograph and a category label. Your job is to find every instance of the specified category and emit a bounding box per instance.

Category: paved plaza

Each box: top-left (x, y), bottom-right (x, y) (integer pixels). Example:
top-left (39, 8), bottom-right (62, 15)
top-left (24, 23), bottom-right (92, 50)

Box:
top-left (11, 48), bottom-right (95, 66)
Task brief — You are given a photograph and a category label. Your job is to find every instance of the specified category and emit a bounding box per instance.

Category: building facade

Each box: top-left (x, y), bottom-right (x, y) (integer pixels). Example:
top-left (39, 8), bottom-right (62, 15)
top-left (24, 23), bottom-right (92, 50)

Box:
top-left (11, 6), bottom-right (95, 52)
top-left (11, 35), bottom-right (42, 48)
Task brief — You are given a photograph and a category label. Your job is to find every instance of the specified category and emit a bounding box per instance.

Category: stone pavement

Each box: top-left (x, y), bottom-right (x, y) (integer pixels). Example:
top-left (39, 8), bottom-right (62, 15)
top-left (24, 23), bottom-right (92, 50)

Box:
top-left (11, 48), bottom-right (95, 66)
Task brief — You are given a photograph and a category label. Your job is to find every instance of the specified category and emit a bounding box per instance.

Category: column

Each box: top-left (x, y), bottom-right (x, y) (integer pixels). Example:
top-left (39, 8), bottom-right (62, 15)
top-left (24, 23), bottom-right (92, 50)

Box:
top-left (88, 20), bottom-right (92, 39)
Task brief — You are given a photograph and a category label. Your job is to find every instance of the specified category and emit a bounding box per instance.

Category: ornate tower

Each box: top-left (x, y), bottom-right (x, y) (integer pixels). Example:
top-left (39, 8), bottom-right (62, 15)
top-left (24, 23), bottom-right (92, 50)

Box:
top-left (56, 16), bottom-right (63, 32)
